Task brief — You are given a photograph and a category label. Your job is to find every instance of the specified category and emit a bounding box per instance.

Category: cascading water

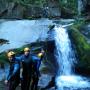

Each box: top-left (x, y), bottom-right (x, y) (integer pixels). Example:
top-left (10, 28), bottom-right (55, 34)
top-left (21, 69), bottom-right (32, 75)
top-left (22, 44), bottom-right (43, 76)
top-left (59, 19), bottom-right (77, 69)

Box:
top-left (54, 26), bottom-right (75, 75)
top-left (78, 0), bottom-right (83, 16)
top-left (54, 26), bottom-right (90, 90)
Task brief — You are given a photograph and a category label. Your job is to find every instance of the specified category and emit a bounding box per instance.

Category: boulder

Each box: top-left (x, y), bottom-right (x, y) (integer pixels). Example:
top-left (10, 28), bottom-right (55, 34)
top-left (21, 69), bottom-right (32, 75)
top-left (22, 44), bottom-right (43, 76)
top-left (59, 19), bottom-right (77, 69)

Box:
top-left (0, 2), bottom-right (24, 19)
top-left (68, 23), bottom-right (90, 75)
top-left (80, 24), bottom-right (90, 40)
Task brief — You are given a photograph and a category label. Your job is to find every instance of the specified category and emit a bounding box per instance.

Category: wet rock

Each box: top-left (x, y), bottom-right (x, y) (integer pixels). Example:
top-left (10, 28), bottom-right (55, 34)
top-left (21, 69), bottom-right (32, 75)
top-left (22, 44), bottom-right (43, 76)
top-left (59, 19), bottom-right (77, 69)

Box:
top-left (23, 6), bottom-right (43, 19)
top-left (75, 66), bottom-right (90, 76)
top-left (0, 2), bottom-right (24, 19)
top-left (46, 0), bottom-right (61, 18)
top-left (68, 22), bottom-right (90, 75)
top-left (0, 0), bottom-right (61, 19)
top-left (40, 76), bottom-right (56, 90)
top-left (82, 0), bottom-right (90, 16)
top-left (0, 39), bottom-right (9, 45)
top-left (38, 74), bottom-right (52, 88)
top-left (48, 25), bottom-right (55, 30)
top-left (61, 7), bottom-right (76, 18)
top-left (80, 24), bottom-right (90, 40)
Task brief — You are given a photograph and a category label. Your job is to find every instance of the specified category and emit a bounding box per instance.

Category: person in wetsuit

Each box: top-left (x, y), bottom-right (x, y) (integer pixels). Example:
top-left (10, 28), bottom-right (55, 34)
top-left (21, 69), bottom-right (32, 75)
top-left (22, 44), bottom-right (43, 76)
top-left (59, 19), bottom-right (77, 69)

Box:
top-left (21, 47), bottom-right (32, 90)
top-left (5, 51), bottom-right (20, 90)
top-left (31, 49), bottom-right (45, 90)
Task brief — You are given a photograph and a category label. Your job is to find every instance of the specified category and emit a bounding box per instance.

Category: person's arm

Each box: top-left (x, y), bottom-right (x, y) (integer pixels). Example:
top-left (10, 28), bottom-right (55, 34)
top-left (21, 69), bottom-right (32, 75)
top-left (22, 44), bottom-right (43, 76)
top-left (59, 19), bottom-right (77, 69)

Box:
top-left (5, 67), bottom-right (11, 84)
top-left (7, 63), bottom-right (20, 81)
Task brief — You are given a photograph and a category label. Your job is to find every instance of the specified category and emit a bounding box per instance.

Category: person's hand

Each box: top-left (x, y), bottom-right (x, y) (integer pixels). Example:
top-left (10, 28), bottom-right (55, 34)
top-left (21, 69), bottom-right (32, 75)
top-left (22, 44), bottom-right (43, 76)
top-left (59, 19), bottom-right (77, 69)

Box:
top-left (4, 80), bottom-right (8, 84)
top-left (19, 83), bottom-right (21, 86)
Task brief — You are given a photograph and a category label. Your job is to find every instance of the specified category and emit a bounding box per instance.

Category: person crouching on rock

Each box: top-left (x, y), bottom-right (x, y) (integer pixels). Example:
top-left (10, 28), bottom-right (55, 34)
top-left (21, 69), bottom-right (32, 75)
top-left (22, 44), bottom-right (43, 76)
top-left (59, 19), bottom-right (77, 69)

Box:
top-left (5, 51), bottom-right (20, 90)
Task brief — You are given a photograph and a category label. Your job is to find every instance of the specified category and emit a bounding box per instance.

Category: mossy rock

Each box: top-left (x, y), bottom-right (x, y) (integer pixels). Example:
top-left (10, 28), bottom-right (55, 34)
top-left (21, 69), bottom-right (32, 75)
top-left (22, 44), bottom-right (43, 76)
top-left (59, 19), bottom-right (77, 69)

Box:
top-left (68, 22), bottom-right (90, 74)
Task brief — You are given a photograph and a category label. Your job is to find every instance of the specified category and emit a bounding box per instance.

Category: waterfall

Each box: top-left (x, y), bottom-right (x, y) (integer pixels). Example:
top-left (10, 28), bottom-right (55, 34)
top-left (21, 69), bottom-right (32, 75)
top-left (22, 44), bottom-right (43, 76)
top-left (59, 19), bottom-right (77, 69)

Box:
top-left (78, 0), bottom-right (83, 16)
top-left (54, 26), bottom-right (90, 90)
top-left (54, 26), bottom-right (75, 75)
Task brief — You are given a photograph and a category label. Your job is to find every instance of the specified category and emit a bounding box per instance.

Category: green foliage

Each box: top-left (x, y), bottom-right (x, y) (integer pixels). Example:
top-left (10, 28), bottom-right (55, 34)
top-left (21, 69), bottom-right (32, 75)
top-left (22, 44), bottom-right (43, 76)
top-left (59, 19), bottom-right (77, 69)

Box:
top-left (59, 0), bottom-right (77, 15)
top-left (0, 53), bottom-right (8, 63)
top-left (72, 19), bottom-right (86, 29)
top-left (7, 0), bottom-right (46, 6)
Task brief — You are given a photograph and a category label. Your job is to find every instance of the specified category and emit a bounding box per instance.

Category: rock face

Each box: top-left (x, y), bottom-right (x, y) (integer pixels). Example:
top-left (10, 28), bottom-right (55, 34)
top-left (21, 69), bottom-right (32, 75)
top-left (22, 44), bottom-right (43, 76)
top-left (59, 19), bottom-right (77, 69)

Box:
top-left (82, 0), bottom-right (90, 15)
top-left (0, 0), bottom-right (90, 19)
top-left (46, 0), bottom-right (61, 18)
top-left (68, 22), bottom-right (90, 75)
top-left (80, 24), bottom-right (90, 40)
top-left (0, 2), bottom-right (24, 19)
top-left (0, 0), bottom-right (61, 19)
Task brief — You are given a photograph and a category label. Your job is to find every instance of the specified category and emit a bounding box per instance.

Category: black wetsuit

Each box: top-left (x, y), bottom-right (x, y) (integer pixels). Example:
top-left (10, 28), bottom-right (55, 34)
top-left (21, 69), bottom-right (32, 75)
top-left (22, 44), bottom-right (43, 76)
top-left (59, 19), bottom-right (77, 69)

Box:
top-left (21, 54), bottom-right (32, 90)
top-left (31, 55), bottom-right (43, 90)
top-left (6, 57), bottom-right (20, 90)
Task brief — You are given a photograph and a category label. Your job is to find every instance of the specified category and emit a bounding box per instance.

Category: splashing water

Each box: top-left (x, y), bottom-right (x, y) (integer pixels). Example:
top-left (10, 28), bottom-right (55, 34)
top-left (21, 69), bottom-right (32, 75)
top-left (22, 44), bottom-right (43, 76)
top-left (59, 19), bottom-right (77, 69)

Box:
top-left (54, 26), bottom-right (90, 90)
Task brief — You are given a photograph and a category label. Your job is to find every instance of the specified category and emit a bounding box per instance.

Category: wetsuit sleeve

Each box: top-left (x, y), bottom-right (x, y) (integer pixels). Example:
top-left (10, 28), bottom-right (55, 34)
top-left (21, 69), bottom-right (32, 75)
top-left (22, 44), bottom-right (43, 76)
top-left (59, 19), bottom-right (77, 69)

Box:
top-left (7, 68), bottom-right (11, 81)
top-left (37, 55), bottom-right (44, 69)
top-left (16, 56), bottom-right (22, 62)
top-left (37, 60), bottom-right (40, 70)
top-left (7, 63), bottom-right (20, 81)
top-left (32, 56), bottom-right (40, 69)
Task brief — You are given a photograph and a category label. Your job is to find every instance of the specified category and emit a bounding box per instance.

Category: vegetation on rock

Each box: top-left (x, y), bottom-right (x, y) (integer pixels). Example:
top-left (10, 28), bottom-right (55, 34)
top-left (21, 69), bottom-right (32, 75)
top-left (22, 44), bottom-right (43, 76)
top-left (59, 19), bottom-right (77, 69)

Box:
top-left (69, 20), bottom-right (90, 72)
